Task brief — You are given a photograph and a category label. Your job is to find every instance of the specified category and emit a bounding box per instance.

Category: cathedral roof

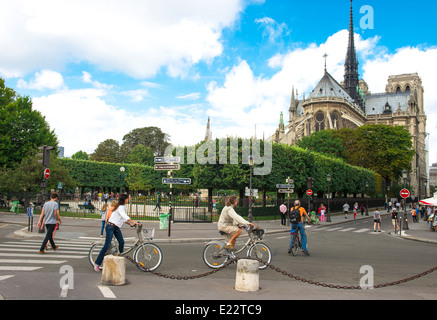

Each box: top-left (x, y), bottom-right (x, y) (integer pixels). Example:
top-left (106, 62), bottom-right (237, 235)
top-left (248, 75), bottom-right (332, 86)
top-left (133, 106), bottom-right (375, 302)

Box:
top-left (308, 71), bottom-right (356, 104)
top-left (364, 92), bottom-right (410, 115)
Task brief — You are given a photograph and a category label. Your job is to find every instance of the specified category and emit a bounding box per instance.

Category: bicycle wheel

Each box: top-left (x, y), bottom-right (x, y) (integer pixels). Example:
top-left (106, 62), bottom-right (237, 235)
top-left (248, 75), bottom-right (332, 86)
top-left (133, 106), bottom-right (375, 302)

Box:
top-left (133, 243), bottom-right (163, 272)
top-left (290, 232), bottom-right (300, 256)
top-left (247, 243), bottom-right (272, 270)
top-left (88, 240), bottom-right (119, 267)
top-left (203, 242), bottom-right (229, 269)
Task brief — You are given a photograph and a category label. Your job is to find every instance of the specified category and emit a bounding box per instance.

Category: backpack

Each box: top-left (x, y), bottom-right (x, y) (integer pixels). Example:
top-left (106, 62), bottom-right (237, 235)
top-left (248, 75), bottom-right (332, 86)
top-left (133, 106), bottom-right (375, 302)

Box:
top-left (290, 206), bottom-right (302, 224)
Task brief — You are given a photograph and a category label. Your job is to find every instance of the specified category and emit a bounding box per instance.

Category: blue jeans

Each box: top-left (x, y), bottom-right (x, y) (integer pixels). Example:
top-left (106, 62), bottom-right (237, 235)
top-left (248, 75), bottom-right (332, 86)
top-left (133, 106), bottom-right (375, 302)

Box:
top-left (100, 221), bottom-right (106, 236)
top-left (290, 223), bottom-right (308, 251)
top-left (95, 224), bottom-right (125, 266)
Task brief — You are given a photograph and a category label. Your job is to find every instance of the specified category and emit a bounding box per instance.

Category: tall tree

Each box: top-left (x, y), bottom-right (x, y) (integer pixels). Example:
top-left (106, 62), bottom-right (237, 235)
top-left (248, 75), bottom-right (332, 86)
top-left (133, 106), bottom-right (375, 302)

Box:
top-left (121, 127), bottom-right (170, 158)
top-left (90, 139), bottom-right (121, 163)
top-left (0, 78), bottom-right (58, 168)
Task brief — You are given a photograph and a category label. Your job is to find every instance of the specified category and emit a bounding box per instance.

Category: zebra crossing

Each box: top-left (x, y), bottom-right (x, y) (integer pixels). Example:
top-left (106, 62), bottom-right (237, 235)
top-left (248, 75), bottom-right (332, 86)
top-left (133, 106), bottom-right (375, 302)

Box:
top-left (0, 239), bottom-right (90, 274)
top-left (310, 225), bottom-right (384, 234)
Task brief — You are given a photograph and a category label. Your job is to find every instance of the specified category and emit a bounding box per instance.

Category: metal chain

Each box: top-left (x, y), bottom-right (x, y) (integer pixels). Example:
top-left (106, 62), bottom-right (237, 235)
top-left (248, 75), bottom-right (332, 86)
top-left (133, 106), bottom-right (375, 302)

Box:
top-left (124, 256), bottom-right (437, 289)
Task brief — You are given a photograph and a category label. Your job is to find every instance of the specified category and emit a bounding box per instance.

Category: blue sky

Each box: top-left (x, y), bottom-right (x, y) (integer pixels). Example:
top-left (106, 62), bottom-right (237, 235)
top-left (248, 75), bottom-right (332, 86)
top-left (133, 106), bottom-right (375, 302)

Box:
top-left (1, 0), bottom-right (436, 164)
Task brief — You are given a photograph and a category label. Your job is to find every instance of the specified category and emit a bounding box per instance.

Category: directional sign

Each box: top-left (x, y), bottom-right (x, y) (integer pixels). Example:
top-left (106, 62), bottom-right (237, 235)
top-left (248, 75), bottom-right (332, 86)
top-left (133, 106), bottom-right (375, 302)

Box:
top-left (306, 189), bottom-right (313, 196)
top-left (400, 189), bottom-right (410, 199)
top-left (162, 178), bottom-right (191, 185)
top-left (155, 157), bottom-right (181, 163)
top-left (278, 189), bottom-right (294, 194)
top-left (154, 164), bottom-right (180, 171)
top-left (44, 168), bottom-right (50, 179)
top-left (276, 184), bottom-right (293, 189)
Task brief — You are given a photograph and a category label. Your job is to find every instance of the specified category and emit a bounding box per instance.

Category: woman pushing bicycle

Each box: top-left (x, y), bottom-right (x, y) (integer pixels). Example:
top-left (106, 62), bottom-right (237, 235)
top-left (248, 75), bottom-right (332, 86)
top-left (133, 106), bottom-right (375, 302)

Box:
top-left (218, 196), bottom-right (254, 251)
top-left (93, 194), bottom-right (140, 272)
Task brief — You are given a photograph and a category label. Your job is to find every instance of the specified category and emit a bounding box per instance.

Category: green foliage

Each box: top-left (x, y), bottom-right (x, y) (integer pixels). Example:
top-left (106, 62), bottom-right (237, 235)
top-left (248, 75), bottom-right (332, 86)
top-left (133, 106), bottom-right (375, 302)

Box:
top-left (71, 150), bottom-right (89, 160)
top-left (0, 78), bottom-right (58, 168)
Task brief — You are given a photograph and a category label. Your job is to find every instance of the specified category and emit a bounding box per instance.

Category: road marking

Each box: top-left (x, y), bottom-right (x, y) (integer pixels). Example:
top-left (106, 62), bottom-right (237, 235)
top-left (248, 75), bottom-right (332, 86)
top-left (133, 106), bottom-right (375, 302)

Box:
top-left (0, 243), bottom-right (90, 250)
top-left (0, 253), bottom-right (86, 259)
top-left (325, 227), bottom-right (342, 232)
top-left (0, 275), bottom-right (14, 282)
top-left (339, 228), bottom-right (356, 232)
top-left (0, 266), bottom-right (42, 271)
top-left (98, 286), bottom-right (116, 299)
top-left (60, 285), bottom-right (69, 298)
top-left (0, 259), bottom-right (67, 264)
top-left (354, 228), bottom-right (371, 233)
top-left (0, 224), bottom-right (9, 229)
top-left (0, 248), bottom-right (89, 254)
top-left (276, 236), bottom-right (290, 240)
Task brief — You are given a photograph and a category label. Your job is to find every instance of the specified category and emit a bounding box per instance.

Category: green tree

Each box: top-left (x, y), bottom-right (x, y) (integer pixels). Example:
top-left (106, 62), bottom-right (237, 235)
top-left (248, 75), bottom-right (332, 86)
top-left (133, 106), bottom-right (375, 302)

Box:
top-left (297, 130), bottom-right (344, 159)
top-left (90, 139), bottom-right (121, 163)
top-left (71, 150), bottom-right (89, 160)
top-left (0, 78), bottom-right (58, 168)
top-left (125, 145), bottom-right (154, 166)
top-left (121, 126), bottom-right (170, 158)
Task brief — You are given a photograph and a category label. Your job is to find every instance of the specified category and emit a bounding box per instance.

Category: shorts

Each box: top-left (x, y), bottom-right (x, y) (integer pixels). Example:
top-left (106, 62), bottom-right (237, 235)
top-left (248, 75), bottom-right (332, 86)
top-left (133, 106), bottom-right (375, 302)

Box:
top-left (218, 225), bottom-right (240, 236)
top-left (374, 219), bottom-right (381, 224)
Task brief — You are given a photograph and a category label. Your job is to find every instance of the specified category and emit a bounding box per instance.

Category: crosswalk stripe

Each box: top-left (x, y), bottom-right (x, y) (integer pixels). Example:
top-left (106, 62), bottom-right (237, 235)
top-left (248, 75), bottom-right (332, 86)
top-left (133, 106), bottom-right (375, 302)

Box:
top-left (0, 253), bottom-right (86, 259)
top-left (0, 275), bottom-right (14, 282)
top-left (0, 248), bottom-right (89, 254)
top-left (98, 286), bottom-right (117, 299)
top-left (0, 243), bottom-right (90, 250)
top-left (0, 266), bottom-right (42, 271)
top-left (354, 228), bottom-right (370, 233)
top-left (0, 259), bottom-right (67, 264)
top-left (339, 228), bottom-right (356, 232)
top-left (325, 227), bottom-right (342, 232)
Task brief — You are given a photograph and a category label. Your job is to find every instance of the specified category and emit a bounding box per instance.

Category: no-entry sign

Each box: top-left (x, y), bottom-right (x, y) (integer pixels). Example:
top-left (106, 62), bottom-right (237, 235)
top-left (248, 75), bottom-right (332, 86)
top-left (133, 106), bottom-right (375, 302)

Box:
top-left (44, 168), bottom-right (50, 179)
top-left (306, 189), bottom-right (313, 196)
top-left (400, 189), bottom-right (410, 199)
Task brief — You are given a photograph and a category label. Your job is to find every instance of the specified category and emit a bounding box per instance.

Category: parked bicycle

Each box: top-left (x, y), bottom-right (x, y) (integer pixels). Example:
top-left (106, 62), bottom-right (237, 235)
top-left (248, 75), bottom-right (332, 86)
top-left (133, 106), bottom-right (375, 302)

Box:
top-left (203, 225), bottom-right (272, 270)
top-left (89, 223), bottom-right (162, 272)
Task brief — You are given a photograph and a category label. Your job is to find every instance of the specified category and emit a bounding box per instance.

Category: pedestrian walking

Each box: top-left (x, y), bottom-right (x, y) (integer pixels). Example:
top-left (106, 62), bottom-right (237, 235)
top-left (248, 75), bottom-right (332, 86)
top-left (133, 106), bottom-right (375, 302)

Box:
top-left (99, 203), bottom-right (108, 237)
top-left (360, 204), bottom-right (365, 216)
top-left (391, 208), bottom-right (399, 232)
top-left (154, 192), bottom-right (162, 212)
top-left (412, 206), bottom-right (419, 223)
top-left (319, 203), bottom-right (326, 222)
top-left (373, 208), bottom-right (381, 232)
top-left (343, 202), bottom-right (350, 219)
top-left (279, 203), bottom-right (287, 226)
top-left (37, 193), bottom-right (62, 254)
top-left (353, 202), bottom-right (358, 219)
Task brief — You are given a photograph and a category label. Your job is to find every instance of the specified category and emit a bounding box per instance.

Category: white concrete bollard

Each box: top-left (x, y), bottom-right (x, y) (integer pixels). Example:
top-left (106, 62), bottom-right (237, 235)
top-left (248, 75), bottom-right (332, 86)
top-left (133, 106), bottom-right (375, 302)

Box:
top-left (235, 259), bottom-right (259, 292)
top-left (101, 255), bottom-right (127, 286)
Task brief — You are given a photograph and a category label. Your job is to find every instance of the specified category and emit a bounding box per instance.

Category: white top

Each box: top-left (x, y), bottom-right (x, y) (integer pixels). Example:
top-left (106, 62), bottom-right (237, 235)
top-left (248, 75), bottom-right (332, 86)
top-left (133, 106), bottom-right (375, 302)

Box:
top-left (218, 206), bottom-right (249, 229)
top-left (108, 205), bottom-right (131, 228)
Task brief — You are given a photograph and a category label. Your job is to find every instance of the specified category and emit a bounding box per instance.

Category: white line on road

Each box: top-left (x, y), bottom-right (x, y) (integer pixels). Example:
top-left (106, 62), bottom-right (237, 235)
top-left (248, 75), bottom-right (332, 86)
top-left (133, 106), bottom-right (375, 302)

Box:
top-left (339, 228), bottom-right (356, 232)
top-left (0, 259), bottom-right (67, 264)
top-left (0, 275), bottom-right (14, 282)
top-left (98, 286), bottom-right (117, 299)
top-left (0, 266), bottom-right (42, 271)
top-left (0, 253), bottom-right (86, 259)
top-left (354, 228), bottom-right (371, 233)
top-left (60, 285), bottom-right (69, 298)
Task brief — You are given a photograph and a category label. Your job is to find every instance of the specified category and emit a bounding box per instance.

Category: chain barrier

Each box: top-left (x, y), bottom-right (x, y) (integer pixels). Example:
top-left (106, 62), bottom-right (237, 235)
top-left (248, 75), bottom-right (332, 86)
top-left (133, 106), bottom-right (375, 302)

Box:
top-left (125, 255), bottom-right (437, 290)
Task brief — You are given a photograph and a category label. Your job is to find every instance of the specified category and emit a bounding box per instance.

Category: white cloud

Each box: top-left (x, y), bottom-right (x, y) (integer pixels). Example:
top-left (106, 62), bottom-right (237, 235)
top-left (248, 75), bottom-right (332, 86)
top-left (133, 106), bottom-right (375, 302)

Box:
top-left (0, 0), bottom-right (245, 79)
top-left (255, 17), bottom-right (289, 43)
top-left (176, 93), bottom-right (201, 100)
top-left (17, 70), bottom-right (65, 90)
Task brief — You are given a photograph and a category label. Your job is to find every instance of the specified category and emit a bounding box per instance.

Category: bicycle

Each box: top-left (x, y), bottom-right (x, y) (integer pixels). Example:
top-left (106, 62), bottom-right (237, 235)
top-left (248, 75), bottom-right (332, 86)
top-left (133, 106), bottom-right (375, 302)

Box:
top-left (88, 223), bottom-right (162, 272)
top-left (288, 226), bottom-right (302, 256)
top-left (203, 226), bottom-right (272, 270)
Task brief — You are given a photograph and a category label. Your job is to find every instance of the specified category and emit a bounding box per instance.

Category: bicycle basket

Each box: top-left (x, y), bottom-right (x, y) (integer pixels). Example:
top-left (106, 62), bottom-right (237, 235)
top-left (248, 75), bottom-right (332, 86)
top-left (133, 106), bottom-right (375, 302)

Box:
top-left (252, 228), bottom-right (265, 239)
top-left (142, 228), bottom-right (155, 240)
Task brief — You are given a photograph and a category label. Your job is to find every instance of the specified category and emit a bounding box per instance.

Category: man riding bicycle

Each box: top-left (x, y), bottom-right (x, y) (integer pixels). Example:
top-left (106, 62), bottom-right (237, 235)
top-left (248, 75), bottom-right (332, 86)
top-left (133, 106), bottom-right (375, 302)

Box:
top-left (289, 200), bottom-right (311, 256)
top-left (218, 196), bottom-right (254, 251)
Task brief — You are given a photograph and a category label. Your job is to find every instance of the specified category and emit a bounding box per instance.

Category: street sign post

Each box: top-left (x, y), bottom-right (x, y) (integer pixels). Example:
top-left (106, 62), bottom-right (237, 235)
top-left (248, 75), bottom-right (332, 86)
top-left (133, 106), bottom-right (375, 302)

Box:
top-left (154, 157), bottom-right (181, 163)
top-left (162, 178), bottom-right (191, 185)
top-left (154, 164), bottom-right (180, 171)
top-left (278, 189), bottom-right (294, 194)
top-left (276, 184), bottom-right (293, 189)
top-left (400, 189), bottom-right (410, 199)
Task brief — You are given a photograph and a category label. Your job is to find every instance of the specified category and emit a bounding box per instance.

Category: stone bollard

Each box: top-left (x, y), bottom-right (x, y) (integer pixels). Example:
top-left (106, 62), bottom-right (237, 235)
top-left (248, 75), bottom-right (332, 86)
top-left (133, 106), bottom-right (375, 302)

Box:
top-left (235, 259), bottom-right (259, 292)
top-left (101, 255), bottom-right (126, 286)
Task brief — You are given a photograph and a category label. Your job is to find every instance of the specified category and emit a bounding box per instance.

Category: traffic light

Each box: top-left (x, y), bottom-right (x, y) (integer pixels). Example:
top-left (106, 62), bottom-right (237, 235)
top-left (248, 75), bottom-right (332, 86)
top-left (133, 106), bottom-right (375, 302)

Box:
top-left (307, 177), bottom-right (313, 189)
top-left (37, 145), bottom-right (54, 167)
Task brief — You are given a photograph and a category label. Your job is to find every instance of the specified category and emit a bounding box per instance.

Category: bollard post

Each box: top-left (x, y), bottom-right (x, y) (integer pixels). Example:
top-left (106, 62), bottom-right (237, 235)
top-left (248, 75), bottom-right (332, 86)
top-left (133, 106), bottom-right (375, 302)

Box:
top-left (235, 259), bottom-right (259, 292)
top-left (101, 255), bottom-right (127, 286)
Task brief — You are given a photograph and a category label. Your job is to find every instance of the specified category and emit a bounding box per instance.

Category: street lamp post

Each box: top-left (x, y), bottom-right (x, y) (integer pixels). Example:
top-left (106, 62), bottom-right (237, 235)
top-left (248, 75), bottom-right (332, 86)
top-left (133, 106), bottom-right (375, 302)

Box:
top-left (287, 177), bottom-right (294, 226)
top-left (327, 174), bottom-right (331, 222)
top-left (120, 166), bottom-right (125, 194)
top-left (248, 155), bottom-right (255, 223)
top-left (402, 169), bottom-right (409, 230)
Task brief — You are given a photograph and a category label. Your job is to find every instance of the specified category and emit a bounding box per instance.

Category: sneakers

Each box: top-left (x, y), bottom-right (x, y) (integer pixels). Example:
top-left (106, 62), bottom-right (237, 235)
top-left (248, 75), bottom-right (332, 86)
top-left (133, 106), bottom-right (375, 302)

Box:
top-left (224, 244), bottom-right (236, 251)
top-left (38, 250), bottom-right (46, 254)
top-left (302, 250), bottom-right (310, 256)
top-left (93, 263), bottom-right (102, 272)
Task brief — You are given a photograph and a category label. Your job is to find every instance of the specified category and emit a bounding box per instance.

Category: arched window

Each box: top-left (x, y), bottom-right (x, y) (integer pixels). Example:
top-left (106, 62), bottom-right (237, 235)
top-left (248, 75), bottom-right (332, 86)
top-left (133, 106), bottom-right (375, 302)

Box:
top-left (396, 86), bottom-right (401, 92)
top-left (315, 111), bottom-right (325, 132)
top-left (331, 111), bottom-right (340, 129)
top-left (405, 85), bottom-right (411, 92)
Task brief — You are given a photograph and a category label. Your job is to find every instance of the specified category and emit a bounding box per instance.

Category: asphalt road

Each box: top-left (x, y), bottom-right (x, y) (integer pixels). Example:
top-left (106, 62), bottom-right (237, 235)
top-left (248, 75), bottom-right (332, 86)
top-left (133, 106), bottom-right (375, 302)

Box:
top-left (1, 218), bottom-right (437, 302)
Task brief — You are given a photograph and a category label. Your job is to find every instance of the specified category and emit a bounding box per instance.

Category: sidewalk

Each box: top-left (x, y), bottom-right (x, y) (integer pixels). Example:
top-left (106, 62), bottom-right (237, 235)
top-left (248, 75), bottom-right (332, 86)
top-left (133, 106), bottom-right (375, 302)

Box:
top-left (1, 208), bottom-right (436, 244)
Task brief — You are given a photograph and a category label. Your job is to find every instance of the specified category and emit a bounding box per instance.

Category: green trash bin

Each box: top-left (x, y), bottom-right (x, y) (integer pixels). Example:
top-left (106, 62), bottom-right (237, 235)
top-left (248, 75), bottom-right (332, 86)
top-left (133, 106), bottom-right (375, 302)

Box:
top-left (159, 213), bottom-right (169, 230)
top-left (11, 201), bottom-right (19, 214)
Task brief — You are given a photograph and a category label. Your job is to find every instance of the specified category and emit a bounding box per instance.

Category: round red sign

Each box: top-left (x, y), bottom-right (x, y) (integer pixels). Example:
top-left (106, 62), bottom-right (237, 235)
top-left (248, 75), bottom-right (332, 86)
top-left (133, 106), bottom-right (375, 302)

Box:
top-left (44, 168), bottom-right (50, 179)
top-left (306, 189), bottom-right (313, 196)
top-left (400, 189), bottom-right (410, 199)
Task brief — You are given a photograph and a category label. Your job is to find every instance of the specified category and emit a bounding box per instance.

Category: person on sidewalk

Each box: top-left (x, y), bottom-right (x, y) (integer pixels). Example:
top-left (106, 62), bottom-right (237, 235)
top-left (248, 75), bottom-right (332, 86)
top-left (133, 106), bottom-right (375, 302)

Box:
top-left (37, 193), bottom-right (62, 254)
top-left (218, 196), bottom-right (254, 251)
top-left (391, 208), bottom-right (399, 233)
top-left (373, 208), bottom-right (381, 232)
top-left (279, 203), bottom-right (287, 226)
top-left (343, 202), bottom-right (350, 219)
